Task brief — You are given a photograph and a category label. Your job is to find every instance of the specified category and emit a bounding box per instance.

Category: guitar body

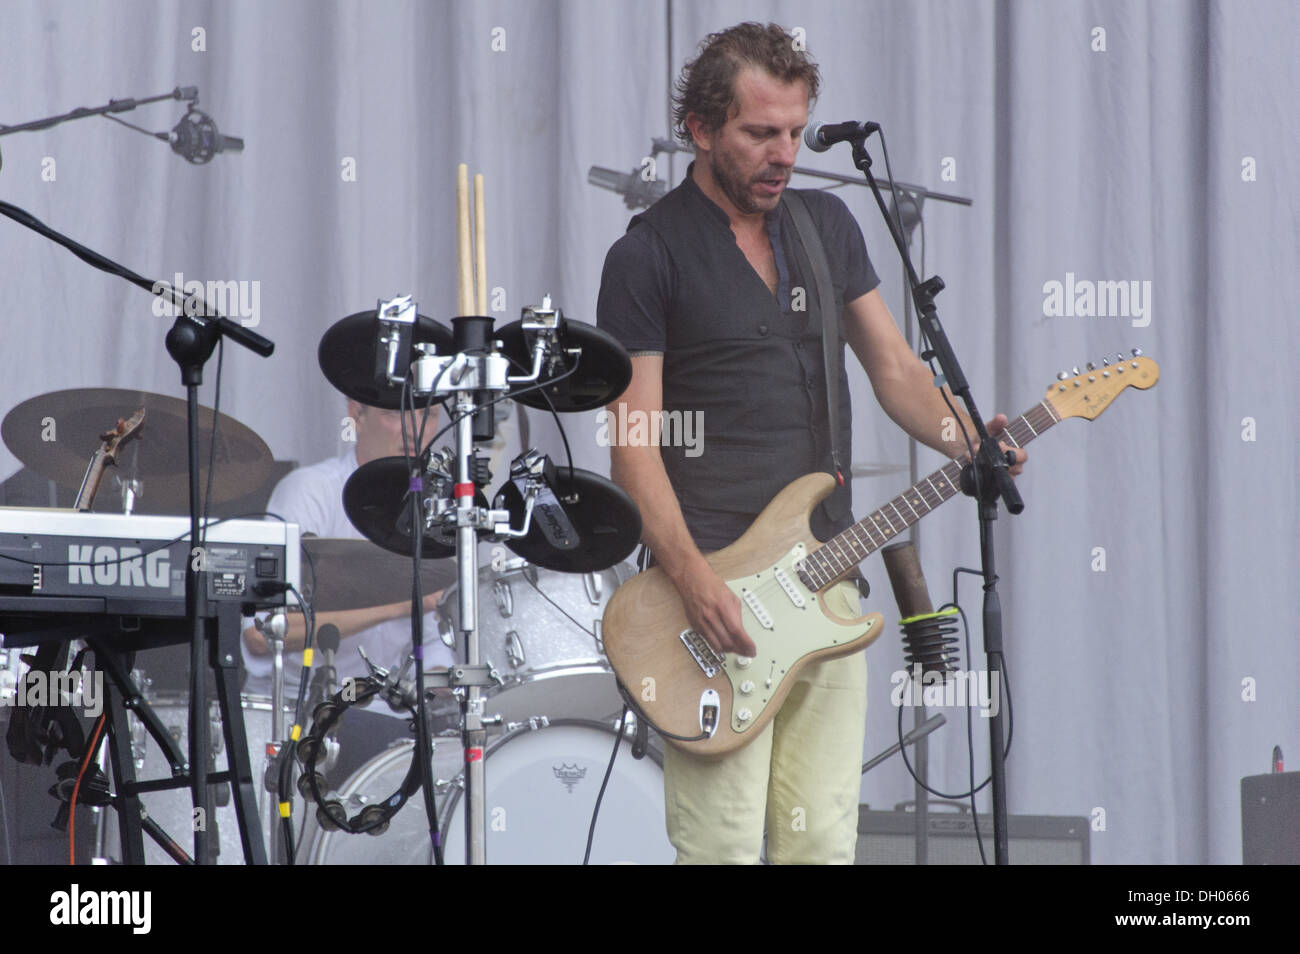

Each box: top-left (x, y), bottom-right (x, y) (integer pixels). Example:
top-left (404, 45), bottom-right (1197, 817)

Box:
top-left (602, 472), bottom-right (884, 759)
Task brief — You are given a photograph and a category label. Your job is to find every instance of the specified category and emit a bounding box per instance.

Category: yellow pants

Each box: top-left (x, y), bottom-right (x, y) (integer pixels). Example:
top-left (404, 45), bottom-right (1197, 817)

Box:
top-left (662, 582), bottom-right (868, 864)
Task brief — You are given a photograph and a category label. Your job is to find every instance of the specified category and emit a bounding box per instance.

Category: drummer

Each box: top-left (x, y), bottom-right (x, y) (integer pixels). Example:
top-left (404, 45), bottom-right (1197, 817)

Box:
top-left (241, 399), bottom-right (455, 783)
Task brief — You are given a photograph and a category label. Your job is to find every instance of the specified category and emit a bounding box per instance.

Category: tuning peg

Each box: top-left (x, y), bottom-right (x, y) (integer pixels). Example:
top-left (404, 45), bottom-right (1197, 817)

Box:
top-left (1071, 366), bottom-right (1080, 376)
top-left (1131, 347), bottom-right (1142, 357)
top-left (1086, 362), bottom-right (1095, 371)
top-left (1116, 353), bottom-right (1124, 362)
top-left (1101, 357), bottom-right (1110, 366)
top-left (1057, 370), bottom-right (1070, 381)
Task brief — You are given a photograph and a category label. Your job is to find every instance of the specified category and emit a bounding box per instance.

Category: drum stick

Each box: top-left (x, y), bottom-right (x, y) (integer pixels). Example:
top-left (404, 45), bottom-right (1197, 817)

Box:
top-left (474, 172), bottom-right (487, 315)
top-left (456, 162), bottom-right (473, 315)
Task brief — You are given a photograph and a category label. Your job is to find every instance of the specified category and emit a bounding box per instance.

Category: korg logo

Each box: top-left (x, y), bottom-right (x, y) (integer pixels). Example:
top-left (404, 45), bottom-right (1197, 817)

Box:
top-left (67, 545), bottom-right (170, 588)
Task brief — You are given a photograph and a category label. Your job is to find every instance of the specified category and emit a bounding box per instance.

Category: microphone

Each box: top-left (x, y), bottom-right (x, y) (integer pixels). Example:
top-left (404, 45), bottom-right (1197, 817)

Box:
top-left (803, 120), bottom-right (879, 153)
top-left (160, 107), bottom-right (244, 164)
top-left (587, 165), bottom-right (668, 210)
top-left (881, 541), bottom-right (959, 678)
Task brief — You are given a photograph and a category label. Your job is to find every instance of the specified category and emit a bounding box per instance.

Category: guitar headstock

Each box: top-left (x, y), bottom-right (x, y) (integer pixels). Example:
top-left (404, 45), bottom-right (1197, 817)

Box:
top-left (98, 407), bottom-right (146, 463)
top-left (1045, 350), bottom-right (1159, 421)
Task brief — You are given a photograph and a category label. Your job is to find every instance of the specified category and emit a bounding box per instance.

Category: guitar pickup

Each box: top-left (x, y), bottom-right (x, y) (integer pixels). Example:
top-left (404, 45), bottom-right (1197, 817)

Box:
top-left (680, 629), bottom-right (723, 678)
top-left (741, 588), bottom-right (773, 630)
top-left (772, 566), bottom-right (805, 608)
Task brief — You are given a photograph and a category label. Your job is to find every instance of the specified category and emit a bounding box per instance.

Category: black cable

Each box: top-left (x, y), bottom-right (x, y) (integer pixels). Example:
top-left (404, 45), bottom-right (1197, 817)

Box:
top-left (583, 706), bottom-right (628, 865)
top-left (275, 582), bottom-right (315, 865)
top-left (100, 112), bottom-right (161, 139)
top-left (520, 574), bottom-right (602, 648)
top-left (893, 573), bottom-right (1016, 865)
top-left (614, 680), bottom-right (710, 744)
top-left (874, 127), bottom-right (912, 258)
top-left (499, 351), bottom-right (576, 480)
top-left (0, 767), bottom-right (11, 866)
top-left (400, 376), bottom-right (444, 866)
top-left (417, 360), bottom-right (580, 460)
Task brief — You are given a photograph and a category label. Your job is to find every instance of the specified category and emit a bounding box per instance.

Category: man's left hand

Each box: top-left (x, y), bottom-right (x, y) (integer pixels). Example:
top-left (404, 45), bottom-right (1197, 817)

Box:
top-left (982, 413), bottom-right (1027, 477)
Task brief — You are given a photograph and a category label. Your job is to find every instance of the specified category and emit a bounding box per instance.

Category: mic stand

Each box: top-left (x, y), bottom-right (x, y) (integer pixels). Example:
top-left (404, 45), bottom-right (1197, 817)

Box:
top-left (259, 612), bottom-right (287, 865)
top-left (165, 307), bottom-right (274, 864)
top-left (0, 197), bottom-right (276, 863)
top-left (887, 188), bottom-right (931, 864)
top-left (861, 713), bottom-right (946, 775)
top-left (846, 131), bottom-right (1021, 865)
top-left (0, 87), bottom-right (198, 139)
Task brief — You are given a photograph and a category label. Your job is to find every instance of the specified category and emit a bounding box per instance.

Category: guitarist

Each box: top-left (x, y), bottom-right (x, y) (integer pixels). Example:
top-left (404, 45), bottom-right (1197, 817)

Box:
top-left (597, 22), bottom-right (1026, 863)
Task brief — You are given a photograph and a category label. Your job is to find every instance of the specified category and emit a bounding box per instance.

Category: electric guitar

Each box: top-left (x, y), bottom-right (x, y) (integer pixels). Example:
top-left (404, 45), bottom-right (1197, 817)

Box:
top-left (602, 354), bottom-right (1159, 757)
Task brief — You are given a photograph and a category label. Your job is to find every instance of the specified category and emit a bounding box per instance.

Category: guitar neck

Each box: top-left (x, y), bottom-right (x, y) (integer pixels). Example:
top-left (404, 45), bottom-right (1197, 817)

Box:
top-left (799, 398), bottom-right (1061, 590)
top-left (75, 451), bottom-right (110, 512)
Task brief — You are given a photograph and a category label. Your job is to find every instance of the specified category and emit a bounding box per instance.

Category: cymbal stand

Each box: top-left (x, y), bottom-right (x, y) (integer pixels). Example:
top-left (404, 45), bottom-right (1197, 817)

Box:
top-left (259, 611), bottom-right (287, 864)
top-left (398, 303), bottom-right (559, 864)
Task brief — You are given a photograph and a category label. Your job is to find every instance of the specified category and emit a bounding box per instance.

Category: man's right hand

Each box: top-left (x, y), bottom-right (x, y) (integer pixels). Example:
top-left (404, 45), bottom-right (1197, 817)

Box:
top-left (671, 557), bottom-right (757, 658)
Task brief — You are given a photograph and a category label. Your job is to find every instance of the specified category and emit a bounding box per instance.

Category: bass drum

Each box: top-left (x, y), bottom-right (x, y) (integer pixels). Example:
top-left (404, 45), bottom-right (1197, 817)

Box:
top-left (435, 560), bottom-right (636, 723)
top-left (302, 719), bottom-right (673, 865)
top-left (440, 719), bottom-right (673, 865)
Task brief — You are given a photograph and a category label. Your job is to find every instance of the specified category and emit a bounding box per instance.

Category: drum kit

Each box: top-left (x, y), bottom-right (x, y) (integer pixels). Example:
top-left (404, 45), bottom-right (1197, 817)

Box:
top-left (290, 163), bottom-right (652, 865)
top-left (0, 163), bottom-right (663, 864)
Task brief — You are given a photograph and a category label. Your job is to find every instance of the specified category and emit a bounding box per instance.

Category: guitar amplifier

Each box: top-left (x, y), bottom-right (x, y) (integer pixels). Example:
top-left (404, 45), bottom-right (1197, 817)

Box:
top-left (855, 807), bottom-right (1090, 864)
top-left (1242, 772), bottom-right (1300, 864)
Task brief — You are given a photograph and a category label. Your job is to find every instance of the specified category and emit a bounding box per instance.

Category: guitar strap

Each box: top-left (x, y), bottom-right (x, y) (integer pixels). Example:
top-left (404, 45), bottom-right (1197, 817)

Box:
top-left (781, 191), bottom-right (847, 504)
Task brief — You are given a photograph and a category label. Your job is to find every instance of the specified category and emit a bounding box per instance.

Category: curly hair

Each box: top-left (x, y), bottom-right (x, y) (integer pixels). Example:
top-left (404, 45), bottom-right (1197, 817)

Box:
top-left (672, 22), bottom-right (820, 147)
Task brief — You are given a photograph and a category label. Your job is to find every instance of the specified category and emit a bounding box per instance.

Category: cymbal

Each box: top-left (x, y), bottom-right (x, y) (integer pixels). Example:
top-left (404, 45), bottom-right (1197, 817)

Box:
top-left (342, 455), bottom-right (488, 559)
top-left (494, 318), bottom-right (631, 412)
top-left (300, 537), bottom-right (457, 612)
top-left (319, 311), bottom-right (455, 409)
top-left (497, 465), bottom-right (641, 572)
top-left (1, 387), bottom-right (272, 510)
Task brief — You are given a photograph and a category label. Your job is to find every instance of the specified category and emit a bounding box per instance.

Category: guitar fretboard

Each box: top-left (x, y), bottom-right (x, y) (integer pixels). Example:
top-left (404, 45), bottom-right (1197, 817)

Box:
top-left (797, 399), bottom-right (1059, 590)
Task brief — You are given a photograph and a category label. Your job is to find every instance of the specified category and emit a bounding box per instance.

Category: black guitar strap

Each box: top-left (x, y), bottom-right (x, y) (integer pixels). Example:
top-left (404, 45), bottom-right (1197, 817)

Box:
top-left (781, 191), bottom-right (846, 492)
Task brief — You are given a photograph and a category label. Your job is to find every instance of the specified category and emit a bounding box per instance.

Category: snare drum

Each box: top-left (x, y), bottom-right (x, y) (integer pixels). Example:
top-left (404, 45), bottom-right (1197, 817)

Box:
top-left (436, 560), bottom-right (635, 723)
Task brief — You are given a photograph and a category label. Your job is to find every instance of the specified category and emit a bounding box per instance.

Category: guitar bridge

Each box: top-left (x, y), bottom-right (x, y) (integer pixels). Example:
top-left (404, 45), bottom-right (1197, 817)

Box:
top-left (680, 629), bottom-right (723, 678)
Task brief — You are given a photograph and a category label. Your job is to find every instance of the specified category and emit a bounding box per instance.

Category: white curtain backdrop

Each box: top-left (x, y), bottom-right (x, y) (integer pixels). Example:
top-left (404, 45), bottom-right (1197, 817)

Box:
top-left (1, 0), bottom-right (1296, 864)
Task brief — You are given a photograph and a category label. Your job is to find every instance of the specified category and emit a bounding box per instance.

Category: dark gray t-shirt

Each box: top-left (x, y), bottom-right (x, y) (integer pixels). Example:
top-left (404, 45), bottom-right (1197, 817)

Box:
top-left (597, 170), bottom-right (879, 552)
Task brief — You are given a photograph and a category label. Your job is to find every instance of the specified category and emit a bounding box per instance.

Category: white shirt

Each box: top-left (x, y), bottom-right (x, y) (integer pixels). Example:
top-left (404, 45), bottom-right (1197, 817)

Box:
top-left (242, 450), bottom-right (455, 698)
